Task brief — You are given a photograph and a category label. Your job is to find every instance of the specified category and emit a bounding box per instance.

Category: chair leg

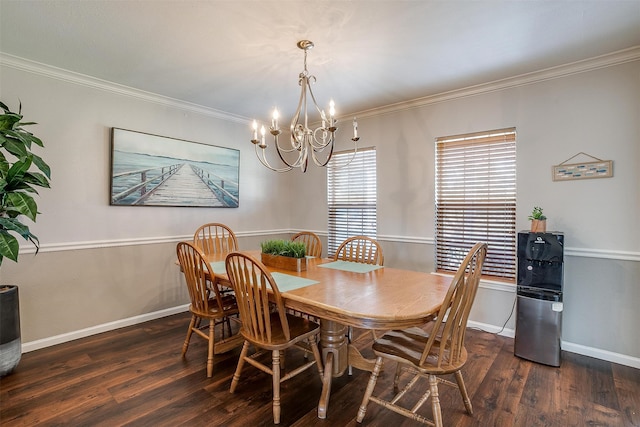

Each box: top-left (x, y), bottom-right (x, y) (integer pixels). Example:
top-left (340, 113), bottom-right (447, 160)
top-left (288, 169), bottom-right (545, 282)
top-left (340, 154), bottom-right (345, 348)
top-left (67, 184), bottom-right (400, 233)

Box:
top-left (429, 374), bottom-right (443, 427)
top-left (230, 341), bottom-right (250, 393)
top-left (347, 326), bottom-right (353, 375)
top-left (182, 315), bottom-right (197, 357)
top-left (206, 319), bottom-right (215, 378)
top-left (454, 370), bottom-right (474, 415)
top-left (356, 356), bottom-right (384, 423)
top-left (272, 349), bottom-right (282, 424)
top-left (393, 362), bottom-right (403, 393)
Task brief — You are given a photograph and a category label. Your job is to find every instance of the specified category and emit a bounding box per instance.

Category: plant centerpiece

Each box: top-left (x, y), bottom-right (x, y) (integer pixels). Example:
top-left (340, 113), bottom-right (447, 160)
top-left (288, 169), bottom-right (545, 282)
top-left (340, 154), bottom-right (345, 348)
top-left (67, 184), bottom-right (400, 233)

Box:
top-left (260, 239), bottom-right (307, 272)
top-left (0, 101), bottom-right (51, 377)
top-left (528, 206), bottom-right (547, 233)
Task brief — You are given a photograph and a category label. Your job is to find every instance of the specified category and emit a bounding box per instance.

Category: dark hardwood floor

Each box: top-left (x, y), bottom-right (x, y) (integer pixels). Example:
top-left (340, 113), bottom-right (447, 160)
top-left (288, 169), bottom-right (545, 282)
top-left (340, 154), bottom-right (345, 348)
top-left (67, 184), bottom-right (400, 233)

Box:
top-left (1, 312), bottom-right (638, 426)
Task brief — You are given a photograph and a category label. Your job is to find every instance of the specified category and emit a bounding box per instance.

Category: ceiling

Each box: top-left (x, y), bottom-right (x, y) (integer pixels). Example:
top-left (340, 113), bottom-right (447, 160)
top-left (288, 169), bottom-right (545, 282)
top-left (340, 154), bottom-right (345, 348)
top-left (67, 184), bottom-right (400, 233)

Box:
top-left (2, 1), bottom-right (640, 123)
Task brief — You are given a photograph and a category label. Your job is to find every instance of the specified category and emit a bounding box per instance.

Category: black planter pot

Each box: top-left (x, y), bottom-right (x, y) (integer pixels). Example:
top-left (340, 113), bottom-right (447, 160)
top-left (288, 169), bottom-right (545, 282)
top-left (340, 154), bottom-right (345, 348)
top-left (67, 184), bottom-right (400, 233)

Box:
top-left (0, 285), bottom-right (21, 377)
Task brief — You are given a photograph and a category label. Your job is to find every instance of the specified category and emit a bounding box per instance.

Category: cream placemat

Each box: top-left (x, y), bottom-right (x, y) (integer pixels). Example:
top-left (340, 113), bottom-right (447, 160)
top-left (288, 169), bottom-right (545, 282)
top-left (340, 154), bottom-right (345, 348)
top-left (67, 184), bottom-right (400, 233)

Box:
top-left (318, 260), bottom-right (383, 273)
top-left (209, 260), bottom-right (227, 272)
top-left (270, 272), bottom-right (319, 292)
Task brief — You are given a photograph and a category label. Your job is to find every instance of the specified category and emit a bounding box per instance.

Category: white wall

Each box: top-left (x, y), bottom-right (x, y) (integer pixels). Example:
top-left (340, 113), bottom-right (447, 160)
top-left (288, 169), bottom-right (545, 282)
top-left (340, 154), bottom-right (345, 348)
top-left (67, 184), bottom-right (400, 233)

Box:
top-left (290, 58), bottom-right (640, 366)
top-left (2, 53), bottom-right (639, 367)
top-left (0, 60), bottom-right (292, 343)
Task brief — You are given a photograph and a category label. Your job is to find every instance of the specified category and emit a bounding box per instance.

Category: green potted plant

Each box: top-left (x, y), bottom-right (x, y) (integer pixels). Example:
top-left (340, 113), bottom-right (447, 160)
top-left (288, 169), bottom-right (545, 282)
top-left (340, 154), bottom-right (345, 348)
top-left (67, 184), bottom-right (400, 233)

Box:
top-left (260, 239), bottom-right (307, 271)
top-left (528, 206), bottom-right (547, 233)
top-left (0, 101), bottom-right (51, 377)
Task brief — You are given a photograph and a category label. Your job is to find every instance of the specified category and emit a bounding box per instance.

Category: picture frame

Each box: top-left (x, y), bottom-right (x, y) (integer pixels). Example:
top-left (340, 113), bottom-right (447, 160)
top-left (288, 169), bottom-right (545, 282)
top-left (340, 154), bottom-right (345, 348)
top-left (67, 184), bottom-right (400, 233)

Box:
top-left (110, 128), bottom-right (240, 207)
top-left (552, 152), bottom-right (613, 182)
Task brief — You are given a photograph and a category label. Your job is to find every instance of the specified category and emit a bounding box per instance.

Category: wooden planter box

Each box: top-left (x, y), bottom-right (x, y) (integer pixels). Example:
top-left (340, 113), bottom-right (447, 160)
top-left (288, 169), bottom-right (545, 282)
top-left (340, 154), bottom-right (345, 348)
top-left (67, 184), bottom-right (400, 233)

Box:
top-left (261, 253), bottom-right (307, 272)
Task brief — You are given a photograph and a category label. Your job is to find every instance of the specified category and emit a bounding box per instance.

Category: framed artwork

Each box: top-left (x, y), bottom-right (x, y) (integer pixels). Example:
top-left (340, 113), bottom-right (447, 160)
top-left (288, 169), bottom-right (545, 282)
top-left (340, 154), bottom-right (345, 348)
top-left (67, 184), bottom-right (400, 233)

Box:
top-left (552, 152), bottom-right (613, 182)
top-left (110, 128), bottom-right (240, 207)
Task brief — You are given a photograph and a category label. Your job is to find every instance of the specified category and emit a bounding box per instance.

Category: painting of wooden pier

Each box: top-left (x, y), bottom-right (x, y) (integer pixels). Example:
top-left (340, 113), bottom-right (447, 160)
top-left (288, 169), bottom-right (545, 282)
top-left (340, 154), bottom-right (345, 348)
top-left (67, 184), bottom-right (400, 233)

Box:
top-left (110, 128), bottom-right (239, 207)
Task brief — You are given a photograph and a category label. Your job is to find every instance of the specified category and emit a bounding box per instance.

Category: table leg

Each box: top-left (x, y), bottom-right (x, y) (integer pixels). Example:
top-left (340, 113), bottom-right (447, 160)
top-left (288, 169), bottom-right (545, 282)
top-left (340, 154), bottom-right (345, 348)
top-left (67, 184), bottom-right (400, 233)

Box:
top-left (347, 343), bottom-right (378, 372)
top-left (317, 320), bottom-right (347, 418)
top-left (317, 352), bottom-right (333, 419)
top-left (320, 320), bottom-right (348, 376)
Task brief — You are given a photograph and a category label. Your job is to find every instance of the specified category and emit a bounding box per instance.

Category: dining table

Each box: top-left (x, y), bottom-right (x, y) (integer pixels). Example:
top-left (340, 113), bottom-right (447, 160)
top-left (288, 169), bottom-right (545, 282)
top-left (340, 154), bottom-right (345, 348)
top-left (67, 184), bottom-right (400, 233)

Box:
top-left (205, 250), bottom-right (452, 419)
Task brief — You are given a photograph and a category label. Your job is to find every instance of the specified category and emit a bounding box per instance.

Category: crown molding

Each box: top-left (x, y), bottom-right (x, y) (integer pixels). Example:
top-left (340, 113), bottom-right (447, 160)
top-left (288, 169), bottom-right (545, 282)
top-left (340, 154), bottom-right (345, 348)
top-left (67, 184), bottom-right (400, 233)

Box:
top-left (0, 52), bottom-right (248, 124)
top-left (354, 46), bottom-right (640, 119)
top-left (4, 47), bottom-right (640, 124)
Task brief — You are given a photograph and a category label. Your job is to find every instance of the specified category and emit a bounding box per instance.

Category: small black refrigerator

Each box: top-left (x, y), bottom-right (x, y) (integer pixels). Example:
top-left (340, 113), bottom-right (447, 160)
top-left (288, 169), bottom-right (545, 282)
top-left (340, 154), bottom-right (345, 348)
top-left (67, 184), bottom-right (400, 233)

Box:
top-left (514, 231), bottom-right (564, 366)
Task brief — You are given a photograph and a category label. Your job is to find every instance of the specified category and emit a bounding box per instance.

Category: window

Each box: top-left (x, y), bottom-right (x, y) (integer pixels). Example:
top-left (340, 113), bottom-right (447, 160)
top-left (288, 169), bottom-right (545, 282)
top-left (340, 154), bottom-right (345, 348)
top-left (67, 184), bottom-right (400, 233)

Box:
top-left (435, 128), bottom-right (516, 280)
top-left (327, 147), bottom-right (377, 256)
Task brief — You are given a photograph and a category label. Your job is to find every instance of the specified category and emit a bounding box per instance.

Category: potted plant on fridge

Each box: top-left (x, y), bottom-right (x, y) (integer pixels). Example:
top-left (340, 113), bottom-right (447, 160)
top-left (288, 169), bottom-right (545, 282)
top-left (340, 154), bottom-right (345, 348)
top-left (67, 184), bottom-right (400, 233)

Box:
top-left (0, 101), bottom-right (51, 376)
top-left (528, 206), bottom-right (547, 233)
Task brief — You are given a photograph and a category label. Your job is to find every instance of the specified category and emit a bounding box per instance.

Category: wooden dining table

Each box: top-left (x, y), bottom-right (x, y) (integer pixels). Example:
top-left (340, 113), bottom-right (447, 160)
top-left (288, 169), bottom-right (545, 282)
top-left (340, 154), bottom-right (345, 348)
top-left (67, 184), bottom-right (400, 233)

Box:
top-left (205, 250), bottom-right (452, 419)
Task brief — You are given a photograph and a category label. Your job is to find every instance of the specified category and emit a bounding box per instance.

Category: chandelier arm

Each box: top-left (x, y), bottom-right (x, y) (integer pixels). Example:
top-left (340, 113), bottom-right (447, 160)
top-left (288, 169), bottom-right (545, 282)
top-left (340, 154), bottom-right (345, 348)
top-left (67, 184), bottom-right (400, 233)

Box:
top-left (311, 126), bottom-right (334, 149)
top-left (255, 144), bottom-right (294, 173)
top-left (309, 139), bottom-right (334, 167)
top-left (274, 134), bottom-right (303, 154)
top-left (276, 139), bottom-right (305, 169)
top-left (329, 142), bottom-right (360, 170)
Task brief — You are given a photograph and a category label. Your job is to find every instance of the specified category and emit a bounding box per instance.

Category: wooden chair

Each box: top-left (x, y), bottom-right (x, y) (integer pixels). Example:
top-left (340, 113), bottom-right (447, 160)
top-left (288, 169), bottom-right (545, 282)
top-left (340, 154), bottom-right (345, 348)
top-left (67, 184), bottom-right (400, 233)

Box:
top-left (176, 241), bottom-right (242, 377)
top-left (289, 232), bottom-right (323, 323)
top-left (225, 252), bottom-right (324, 424)
top-left (334, 235), bottom-right (384, 265)
top-left (193, 222), bottom-right (238, 255)
top-left (334, 235), bottom-right (385, 373)
top-left (193, 222), bottom-right (238, 292)
top-left (291, 231), bottom-right (322, 258)
top-left (356, 242), bottom-right (488, 426)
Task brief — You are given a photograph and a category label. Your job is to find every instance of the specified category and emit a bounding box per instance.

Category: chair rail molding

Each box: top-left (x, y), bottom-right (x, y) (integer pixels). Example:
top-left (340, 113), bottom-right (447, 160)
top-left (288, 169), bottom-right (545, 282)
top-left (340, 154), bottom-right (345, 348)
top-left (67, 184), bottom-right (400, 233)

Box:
top-left (23, 231), bottom-right (640, 262)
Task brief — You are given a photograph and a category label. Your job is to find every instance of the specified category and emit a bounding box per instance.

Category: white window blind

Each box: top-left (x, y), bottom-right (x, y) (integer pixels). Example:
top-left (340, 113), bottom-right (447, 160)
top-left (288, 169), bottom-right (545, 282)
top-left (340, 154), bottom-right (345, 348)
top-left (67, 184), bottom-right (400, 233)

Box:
top-left (435, 128), bottom-right (516, 280)
top-left (327, 147), bottom-right (377, 257)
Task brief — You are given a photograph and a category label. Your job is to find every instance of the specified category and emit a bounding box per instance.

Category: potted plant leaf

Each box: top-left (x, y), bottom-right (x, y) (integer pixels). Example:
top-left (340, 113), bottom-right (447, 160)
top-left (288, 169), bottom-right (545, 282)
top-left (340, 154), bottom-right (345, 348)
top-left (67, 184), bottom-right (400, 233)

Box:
top-left (0, 101), bottom-right (51, 377)
top-left (528, 206), bottom-right (547, 233)
top-left (260, 239), bottom-right (307, 271)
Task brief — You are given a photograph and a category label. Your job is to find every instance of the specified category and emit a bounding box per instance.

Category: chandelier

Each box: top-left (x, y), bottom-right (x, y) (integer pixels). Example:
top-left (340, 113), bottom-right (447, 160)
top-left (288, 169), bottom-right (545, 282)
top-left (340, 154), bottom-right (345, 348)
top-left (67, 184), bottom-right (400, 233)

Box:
top-left (251, 40), bottom-right (359, 173)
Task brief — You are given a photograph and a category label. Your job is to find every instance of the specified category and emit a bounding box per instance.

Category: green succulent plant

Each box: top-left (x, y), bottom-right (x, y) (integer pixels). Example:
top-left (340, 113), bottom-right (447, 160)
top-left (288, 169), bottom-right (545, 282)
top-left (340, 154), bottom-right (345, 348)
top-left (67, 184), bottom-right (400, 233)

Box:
top-left (528, 206), bottom-right (546, 221)
top-left (260, 239), bottom-right (306, 258)
top-left (0, 101), bottom-right (51, 265)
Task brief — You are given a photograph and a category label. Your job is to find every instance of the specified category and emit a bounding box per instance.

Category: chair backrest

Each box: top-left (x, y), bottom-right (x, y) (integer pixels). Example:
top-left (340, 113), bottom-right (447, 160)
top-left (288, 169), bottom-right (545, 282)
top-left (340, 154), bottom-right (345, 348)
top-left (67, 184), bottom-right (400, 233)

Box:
top-left (334, 236), bottom-right (384, 265)
top-left (419, 242), bottom-right (487, 369)
top-left (176, 241), bottom-right (227, 315)
top-left (193, 223), bottom-right (238, 255)
top-left (225, 252), bottom-right (290, 344)
top-left (291, 231), bottom-right (322, 258)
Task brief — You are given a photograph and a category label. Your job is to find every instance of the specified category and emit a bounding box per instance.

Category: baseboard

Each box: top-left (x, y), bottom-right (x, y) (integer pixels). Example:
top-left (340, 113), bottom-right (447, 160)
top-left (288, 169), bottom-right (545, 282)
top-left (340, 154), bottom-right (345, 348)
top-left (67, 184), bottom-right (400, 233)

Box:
top-left (467, 320), bottom-right (640, 369)
top-left (561, 341), bottom-right (640, 369)
top-left (21, 304), bottom-right (190, 353)
top-left (468, 320), bottom-right (516, 338)
top-left (22, 306), bottom-right (640, 370)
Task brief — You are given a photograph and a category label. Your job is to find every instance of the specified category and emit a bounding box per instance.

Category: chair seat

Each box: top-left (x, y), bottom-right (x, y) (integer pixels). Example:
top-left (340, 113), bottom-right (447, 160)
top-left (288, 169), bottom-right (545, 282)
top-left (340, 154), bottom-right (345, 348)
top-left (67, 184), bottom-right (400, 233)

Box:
top-left (241, 313), bottom-right (320, 350)
top-left (190, 294), bottom-right (238, 318)
top-left (373, 327), bottom-right (468, 375)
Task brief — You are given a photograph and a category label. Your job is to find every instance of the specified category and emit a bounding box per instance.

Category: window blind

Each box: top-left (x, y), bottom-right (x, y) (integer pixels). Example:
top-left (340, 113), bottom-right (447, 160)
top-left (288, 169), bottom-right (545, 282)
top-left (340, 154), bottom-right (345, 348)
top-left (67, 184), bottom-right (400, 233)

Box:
top-left (327, 147), bottom-right (377, 257)
top-left (435, 128), bottom-right (516, 280)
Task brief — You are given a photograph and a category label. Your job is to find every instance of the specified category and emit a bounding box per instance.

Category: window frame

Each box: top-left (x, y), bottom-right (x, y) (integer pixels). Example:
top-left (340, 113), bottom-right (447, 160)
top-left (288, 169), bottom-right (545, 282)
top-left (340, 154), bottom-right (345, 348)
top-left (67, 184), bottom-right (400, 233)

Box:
top-left (435, 128), bottom-right (517, 281)
top-left (327, 147), bottom-right (377, 257)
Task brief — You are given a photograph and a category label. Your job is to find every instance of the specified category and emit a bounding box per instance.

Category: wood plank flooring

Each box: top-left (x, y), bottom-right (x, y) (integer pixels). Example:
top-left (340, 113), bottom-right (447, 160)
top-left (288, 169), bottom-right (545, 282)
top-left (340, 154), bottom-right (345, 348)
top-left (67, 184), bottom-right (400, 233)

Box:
top-left (1, 312), bottom-right (638, 426)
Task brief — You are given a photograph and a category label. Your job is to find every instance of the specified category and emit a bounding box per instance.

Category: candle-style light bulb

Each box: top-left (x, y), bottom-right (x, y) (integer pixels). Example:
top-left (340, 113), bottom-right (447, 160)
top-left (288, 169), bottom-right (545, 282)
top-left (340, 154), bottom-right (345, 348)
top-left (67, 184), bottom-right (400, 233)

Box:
top-left (260, 125), bottom-right (267, 148)
top-left (353, 117), bottom-right (358, 139)
top-left (329, 100), bottom-right (335, 126)
top-left (252, 120), bottom-right (258, 140)
top-left (272, 109), bottom-right (279, 130)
